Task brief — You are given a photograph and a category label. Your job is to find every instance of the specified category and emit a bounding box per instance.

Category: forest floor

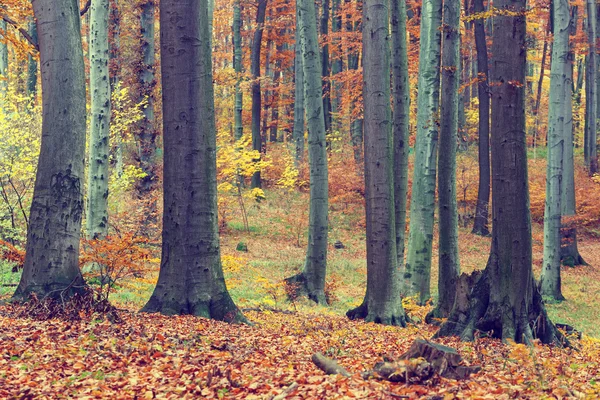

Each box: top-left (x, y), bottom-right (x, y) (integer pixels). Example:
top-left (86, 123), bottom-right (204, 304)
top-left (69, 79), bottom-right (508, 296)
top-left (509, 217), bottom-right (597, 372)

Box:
top-left (2, 156), bottom-right (600, 398)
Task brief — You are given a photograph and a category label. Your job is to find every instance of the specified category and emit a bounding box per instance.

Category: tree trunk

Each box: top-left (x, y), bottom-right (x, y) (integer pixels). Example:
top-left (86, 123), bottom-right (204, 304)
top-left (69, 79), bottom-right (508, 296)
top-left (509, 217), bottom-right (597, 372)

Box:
top-left (251, 0), bottom-right (267, 188)
top-left (293, 5), bottom-right (305, 164)
top-left (533, 20), bottom-right (550, 156)
top-left (286, 0), bottom-right (329, 305)
top-left (404, 0), bottom-right (443, 304)
top-left (86, 0), bottom-right (111, 240)
top-left (13, 0), bottom-right (87, 300)
top-left (269, 42), bottom-right (283, 143)
top-left (142, 0), bottom-right (245, 322)
top-left (391, 0), bottom-right (410, 273)
top-left (436, 0), bottom-right (564, 345)
top-left (109, 0), bottom-right (121, 90)
top-left (471, 0), bottom-right (491, 236)
top-left (0, 20), bottom-right (8, 106)
top-left (26, 19), bottom-right (38, 99)
top-left (330, 0), bottom-right (343, 133)
top-left (430, 0), bottom-right (460, 320)
top-left (540, 0), bottom-right (569, 301)
top-left (320, 0), bottom-right (332, 136)
top-left (584, 0), bottom-right (597, 173)
top-left (233, 0), bottom-right (243, 140)
top-left (348, 52), bottom-right (363, 165)
top-left (346, 0), bottom-right (407, 326)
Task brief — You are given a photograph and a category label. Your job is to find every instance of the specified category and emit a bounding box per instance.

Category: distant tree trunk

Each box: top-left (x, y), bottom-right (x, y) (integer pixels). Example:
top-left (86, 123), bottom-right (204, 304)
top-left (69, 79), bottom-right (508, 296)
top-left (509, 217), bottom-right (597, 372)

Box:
top-left (251, 0), bottom-right (267, 188)
top-left (137, 0), bottom-right (158, 195)
top-left (13, 0), bottom-right (87, 300)
top-left (584, 0), bottom-right (597, 174)
top-left (108, 0), bottom-right (121, 90)
top-left (533, 20), bottom-right (551, 155)
top-left (541, 0), bottom-right (569, 301)
top-left (436, 0), bottom-right (564, 345)
top-left (86, 0), bottom-right (111, 240)
top-left (0, 20), bottom-right (7, 102)
top-left (347, 0), bottom-right (407, 326)
top-left (285, 0), bottom-right (329, 304)
top-left (27, 19), bottom-right (38, 99)
top-left (471, 0), bottom-right (491, 236)
top-left (391, 0), bottom-right (410, 272)
top-left (321, 0), bottom-right (332, 136)
top-left (293, 3), bottom-right (305, 164)
top-left (404, 0), bottom-right (442, 304)
top-left (331, 0), bottom-right (343, 133)
top-left (346, 0), bottom-right (363, 165)
top-left (233, 0), bottom-right (243, 140)
top-left (142, 0), bottom-right (245, 322)
top-left (429, 0), bottom-right (460, 320)
top-left (269, 42), bottom-right (283, 142)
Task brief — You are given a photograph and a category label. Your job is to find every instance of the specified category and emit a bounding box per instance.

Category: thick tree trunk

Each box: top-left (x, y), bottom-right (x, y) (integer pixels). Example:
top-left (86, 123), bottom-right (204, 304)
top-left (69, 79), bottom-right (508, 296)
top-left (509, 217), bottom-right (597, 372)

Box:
top-left (584, 0), bottom-right (597, 173)
top-left (436, 0), bottom-right (564, 345)
top-left (391, 0), bottom-right (410, 273)
top-left (404, 0), bottom-right (442, 304)
top-left (142, 0), bottom-right (245, 322)
top-left (541, 0), bottom-right (569, 301)
top-left (13, 0), bottom-right (87, 300)
top-left (471, 0), bottom-right (491, 236)
top-left (293, 4), bottom-right (305, 164)
top-left (430, 0), bottom-right (460, 320)
top-left (286, 0), bottom-right (329, 305)
top-left (251, 0), bottom-right (267, 189)
top-left (86, 0), bottom-right (111, 240)
top-left (233, 0), bottom-right (243, 140)
top-left (347, 0), bottom-right (407, 326)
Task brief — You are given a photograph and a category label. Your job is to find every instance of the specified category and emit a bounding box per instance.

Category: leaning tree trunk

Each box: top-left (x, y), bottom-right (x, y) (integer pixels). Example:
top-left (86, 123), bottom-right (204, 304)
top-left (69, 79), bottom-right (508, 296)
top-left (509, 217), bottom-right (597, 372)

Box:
top-left (142, 0), bottom-right (245, 322)
top-left (404, 0), bottom-right (443, 304)
top-left (540, 0), bottom-right (569, 301)
top-left (429, 0), bottom-right (460, 320)
top-left (13, 0), bottom-right (87, 300)
top-left (391, 0), bottom-right (410, 273)
top-left (471, 0), bottom-right (491, 236)
top-left (233, 0), bottom-right (243, 140)
top-left (285, 0), bottom-right (329, 305)
top-left (86, 0), bottom-right (111, 240)
top-left (293, 1), bottom-right (305, 163)
top-left (346, 0), bottom-right (407, 326)
top-left (436, 0), bottom-right (564, 345)
top-left (584, 0), bottom-right (597, 174)
top-left (250, 0), bottom-right (267, 189)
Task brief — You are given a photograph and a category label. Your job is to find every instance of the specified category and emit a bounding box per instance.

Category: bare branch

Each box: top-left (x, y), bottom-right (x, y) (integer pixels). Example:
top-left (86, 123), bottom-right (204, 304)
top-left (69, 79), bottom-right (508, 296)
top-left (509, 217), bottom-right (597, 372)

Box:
top-left (0, 14), bottom-right (39, 51)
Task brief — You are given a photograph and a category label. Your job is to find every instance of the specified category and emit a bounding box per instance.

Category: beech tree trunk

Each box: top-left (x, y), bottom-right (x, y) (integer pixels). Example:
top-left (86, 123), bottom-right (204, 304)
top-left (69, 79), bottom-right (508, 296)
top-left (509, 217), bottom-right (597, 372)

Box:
top-left (584, 0), bottom-right (597, 174)
top-left (320, 0), bottom-right (332, 135)
top-left (142, 0), bottom-right (245, 322)
top-left (233, 0), bottom-right (243, 140)
top-left (471, 0), bottom-right (491, 236)
top-left (431, 0), bottom-right (460, 320)
top-left (436, 0), bottom-right (564, 345)
top-left (86, 0), bottom-right (111, 240)
top-left (541, 0), bottom-right (569, 301)
top-left (0, 20), bottom-right (7, 105)
top-left (404, 0), bottom-right (443, 304)
top-left (293, 0), bottom-right (305, 163)
top-left (347, 0), bottom-right (407, 326)
top-left (251, 0), bottom-right (267, 188)
top-left (13, 0), bottom-right (87, 300)
top-left (27, 19), bottom-right (38, 99)
top-left (286, 0), bottom-right (329, 304)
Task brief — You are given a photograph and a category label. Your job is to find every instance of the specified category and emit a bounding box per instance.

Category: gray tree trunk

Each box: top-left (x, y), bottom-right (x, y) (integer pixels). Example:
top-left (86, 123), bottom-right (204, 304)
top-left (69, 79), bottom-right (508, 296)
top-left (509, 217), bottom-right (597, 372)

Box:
top-left (233, 0), bottom-right (243, 140)
top-left (0, 20), bottom-right (7, 104)
top-left (250, 0), bottom-right (267, 189)
top-left (436, 0), bottom-right (563, 345)
top-left (541, 0), bottom-right (570, 301)
top-left (86, 0), bottom-right (111, 240)
top-left (142, 0), bottom-right (245, 322)
top-left (27, 19), bottom-right (38, 99)
top-left (286, 0), bottom-right (329, 304)
top-left (404, 0), bottom-right (442, 304)
top-left (391, 0), bottom-right (410, 272)
top-left (13, 0), bottom-right (87, 300)
top-left (347, 0), bottom-right (407, 326)
top-left (293, 0), bottom-right (305, 163)
top-left (430, 0), bottom-right (460, 320)
top-left (320, 0), bottom-right (332, 135)
top-left (584, 0), bottom-right (597, 173)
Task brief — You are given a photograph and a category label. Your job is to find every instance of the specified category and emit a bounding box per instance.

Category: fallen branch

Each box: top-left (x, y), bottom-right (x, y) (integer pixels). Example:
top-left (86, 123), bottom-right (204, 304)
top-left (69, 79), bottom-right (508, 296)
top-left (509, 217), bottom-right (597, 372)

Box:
top-left (311, 353), bottom-right (351, 377)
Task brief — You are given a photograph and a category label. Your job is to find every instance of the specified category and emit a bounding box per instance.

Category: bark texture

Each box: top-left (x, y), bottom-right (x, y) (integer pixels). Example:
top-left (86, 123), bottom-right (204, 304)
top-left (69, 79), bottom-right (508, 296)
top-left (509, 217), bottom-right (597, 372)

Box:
top-left (233, 0), bottom-right (243, 140)
top-left (142, 0), bottom-right (245, 322)
top-left (293, 0), bottom-right (305, 163)
top-left (250, 0), bottom-right (267, 188)
top-left (14, 0), bottom-right (87, 300)
top-left (584, 0), bottom-right (597, 174)
top-left (347, 0), bottom-right (407, 326)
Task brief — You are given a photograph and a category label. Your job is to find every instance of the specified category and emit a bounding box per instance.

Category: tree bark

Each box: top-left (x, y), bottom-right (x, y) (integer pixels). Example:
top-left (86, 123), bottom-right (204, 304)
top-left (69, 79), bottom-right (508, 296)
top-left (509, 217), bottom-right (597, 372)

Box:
top-left (293, 2), bottom-right (305, 164)
top-left (430, 0), bottom-right (460, 320)
top-left (26, 19), bottom-right (38, 99)
top-left (471, 0), bottom-right (491, 236)
top-left (404, 0), bottom-right (443, 304)
top-left (436, 0), bottom-right (564, 345)
top-left (251, 0), bottom-right (268, 189)
top-left (142, 0), bottom-right (245, 322)
top-left (13, 0), bottom-right (87, 300)
top-left (584, 0), bottom-right (597, 173)
top-left (320, 0), bottom-right (332, 136)
top-left (86, 0), bottom-right (111, 240)
top-left (541, 0), bottom-right (569, 301)
top-left (0, 20), bottom-right (8, 106)
top-left (233, 0), bottom-right (243, 140)
top-left (347, 0), bottom-right (407, 326)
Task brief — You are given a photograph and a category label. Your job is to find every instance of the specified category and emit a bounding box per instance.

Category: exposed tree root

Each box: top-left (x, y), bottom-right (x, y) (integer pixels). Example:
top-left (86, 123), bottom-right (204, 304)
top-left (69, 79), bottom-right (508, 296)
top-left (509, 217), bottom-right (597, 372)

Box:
top-left (346, 300), bottom-right (408, 327)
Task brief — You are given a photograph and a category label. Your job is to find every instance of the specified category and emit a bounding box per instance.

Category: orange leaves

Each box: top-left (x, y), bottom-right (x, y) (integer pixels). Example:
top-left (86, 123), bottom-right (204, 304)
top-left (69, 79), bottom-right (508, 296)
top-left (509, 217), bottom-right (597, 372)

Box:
top-left (0, 240), bottom-right (24, 271)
